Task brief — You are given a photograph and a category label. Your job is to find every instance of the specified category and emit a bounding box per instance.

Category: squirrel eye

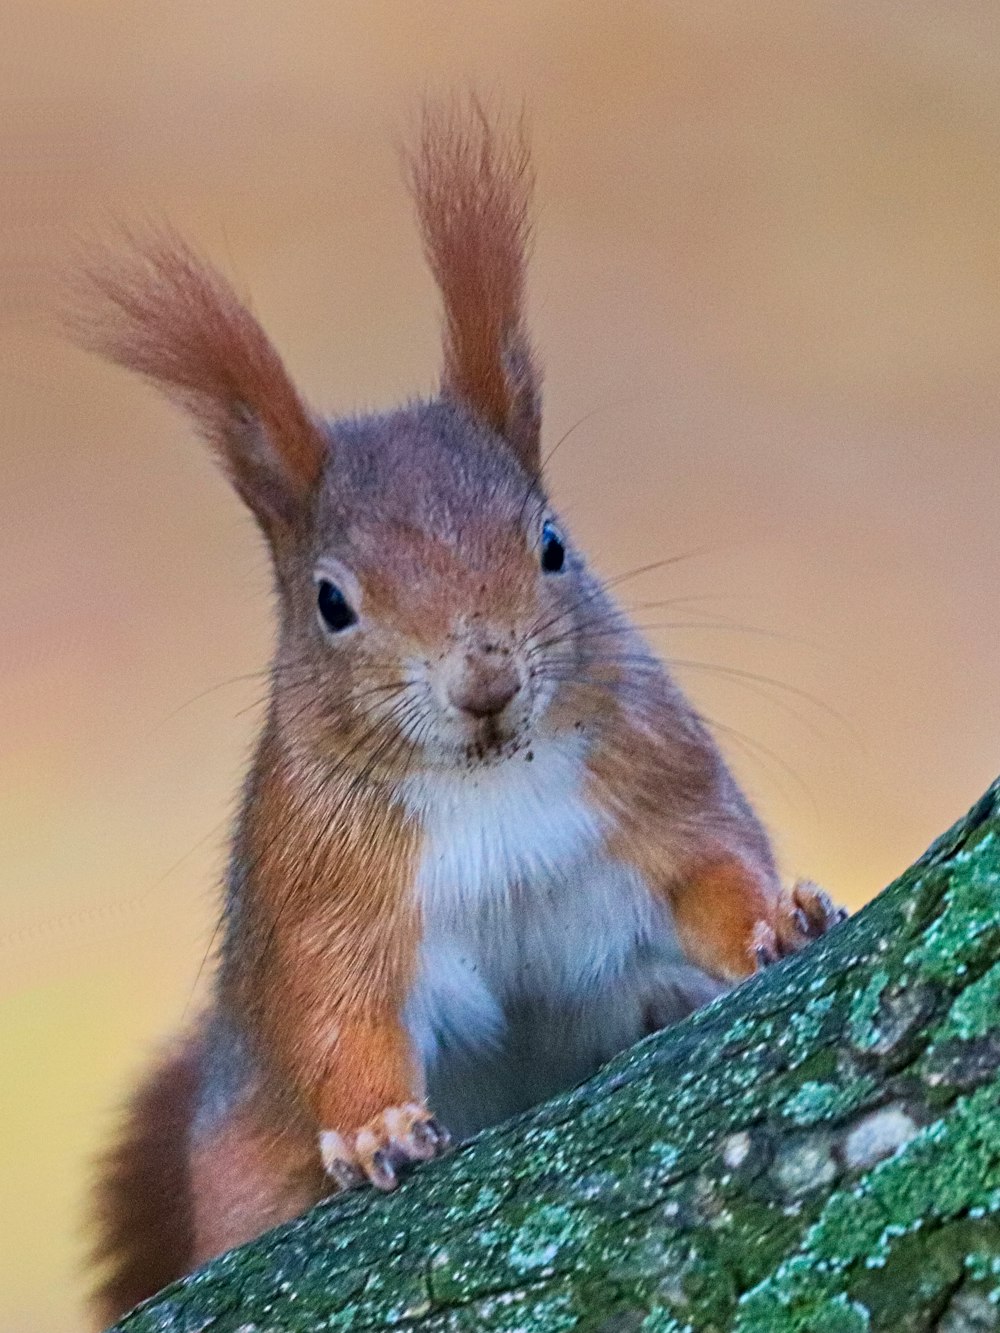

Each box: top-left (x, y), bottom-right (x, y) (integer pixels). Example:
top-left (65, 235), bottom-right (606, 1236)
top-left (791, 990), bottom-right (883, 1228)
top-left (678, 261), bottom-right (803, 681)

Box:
top-left (540, 520), bottom-right (566, 574)
top-left (316, 579), bottom-right (357, 633)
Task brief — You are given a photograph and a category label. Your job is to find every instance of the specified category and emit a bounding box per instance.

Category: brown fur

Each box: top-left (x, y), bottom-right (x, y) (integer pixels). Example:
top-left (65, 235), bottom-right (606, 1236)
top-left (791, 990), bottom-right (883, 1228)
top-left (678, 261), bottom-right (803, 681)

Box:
top-left (188, 1099), bottom-right (323, 1267)
top-left (80, 101), bottom-right (842, 1325)
top-left (582, 649), bottom-right (785, 981)
top-left (405, 99), bottom-right (541, 473)
top-left (89, 1038), bottom-right (201, 1328)
top-left (71, 229), bottom-right (327, 533)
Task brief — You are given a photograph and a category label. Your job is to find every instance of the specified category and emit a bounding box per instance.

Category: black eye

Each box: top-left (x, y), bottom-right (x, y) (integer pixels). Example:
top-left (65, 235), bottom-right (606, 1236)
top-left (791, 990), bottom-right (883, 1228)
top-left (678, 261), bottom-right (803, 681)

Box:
top-left (317, 580), bottom-right (357, 633)
top-left (540, 520), bottom-right (566, 574)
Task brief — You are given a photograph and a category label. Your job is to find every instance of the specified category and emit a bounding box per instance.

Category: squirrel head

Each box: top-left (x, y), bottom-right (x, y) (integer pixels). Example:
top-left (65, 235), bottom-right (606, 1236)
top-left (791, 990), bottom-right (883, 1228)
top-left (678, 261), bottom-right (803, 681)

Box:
top-left (75, 102), bottom-right (625, 779)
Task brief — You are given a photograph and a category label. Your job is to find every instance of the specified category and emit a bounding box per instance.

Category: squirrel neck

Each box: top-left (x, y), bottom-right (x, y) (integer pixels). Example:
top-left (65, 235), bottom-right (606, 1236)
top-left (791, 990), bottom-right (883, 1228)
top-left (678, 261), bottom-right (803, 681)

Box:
top-left (218, 717), bottom-right (419, 1008)
top-left (235, 714), bottom-right (410, 879)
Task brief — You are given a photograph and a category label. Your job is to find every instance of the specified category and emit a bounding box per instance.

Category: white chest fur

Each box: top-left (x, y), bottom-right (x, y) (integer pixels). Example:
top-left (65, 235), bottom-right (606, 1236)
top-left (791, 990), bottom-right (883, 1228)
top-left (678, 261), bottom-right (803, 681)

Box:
top-left (399, 738), bottom-right (715, 1137)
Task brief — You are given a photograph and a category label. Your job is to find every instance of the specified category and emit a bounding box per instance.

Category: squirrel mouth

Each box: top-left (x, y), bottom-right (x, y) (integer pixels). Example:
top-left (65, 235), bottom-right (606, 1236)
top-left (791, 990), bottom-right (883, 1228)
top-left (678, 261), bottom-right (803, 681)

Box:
top-left (460, 716), bottom-right (525, 766)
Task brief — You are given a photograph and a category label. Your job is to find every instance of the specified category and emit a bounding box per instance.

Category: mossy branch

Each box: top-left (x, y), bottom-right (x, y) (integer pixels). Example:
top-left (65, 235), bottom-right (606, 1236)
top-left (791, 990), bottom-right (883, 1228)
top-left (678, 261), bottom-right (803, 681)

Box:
top-left (110, 780), bottom-right (1000, 1332)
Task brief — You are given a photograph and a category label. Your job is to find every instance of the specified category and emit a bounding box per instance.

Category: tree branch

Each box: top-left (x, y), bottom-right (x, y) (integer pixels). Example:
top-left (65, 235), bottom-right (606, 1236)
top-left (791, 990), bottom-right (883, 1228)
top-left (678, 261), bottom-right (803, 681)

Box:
top-left (111, 779), bottom-right (1000, 1332)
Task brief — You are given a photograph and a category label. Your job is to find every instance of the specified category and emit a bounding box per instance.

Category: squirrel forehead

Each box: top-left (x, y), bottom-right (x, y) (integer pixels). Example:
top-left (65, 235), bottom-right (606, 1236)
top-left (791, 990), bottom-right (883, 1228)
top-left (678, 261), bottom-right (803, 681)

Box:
top-left (317, 400), bottom-right (544, 548)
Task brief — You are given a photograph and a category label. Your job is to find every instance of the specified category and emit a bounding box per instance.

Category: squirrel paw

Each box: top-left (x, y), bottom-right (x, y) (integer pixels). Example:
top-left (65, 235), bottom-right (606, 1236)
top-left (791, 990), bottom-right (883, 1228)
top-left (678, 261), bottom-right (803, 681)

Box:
top-left (751, 879), bottom-right (847, 971)
top-left (319, 1103), bottom-right (451, 1192)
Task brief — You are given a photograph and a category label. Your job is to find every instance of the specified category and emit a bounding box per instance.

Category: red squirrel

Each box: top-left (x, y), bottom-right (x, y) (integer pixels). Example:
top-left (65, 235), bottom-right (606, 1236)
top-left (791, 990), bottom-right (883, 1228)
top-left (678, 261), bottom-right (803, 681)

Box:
top-left (80, 103), bottom-right (844, 1324)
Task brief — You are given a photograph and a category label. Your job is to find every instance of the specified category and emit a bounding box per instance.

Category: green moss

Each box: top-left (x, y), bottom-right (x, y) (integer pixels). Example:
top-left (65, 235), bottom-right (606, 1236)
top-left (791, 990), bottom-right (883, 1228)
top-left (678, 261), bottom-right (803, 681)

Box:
top-left (783, 992), bottom-right (838, 1052)
top-left (811, 1086), bottom-right (1000, 1267)
top-left (847, 972), bottom-right (891, 1053)
top-left (776, 1078), bottom-right (875, 1128)
top-left (852, 1219), bottom-right (1000, 1330)
top-left (508, 1205), bottom-right (592, 1276)
top-left (734, 1260), bottom-right (871, 1333)
top-left (112, 782), bottom-right (1000, 1333)
top-left (638, 1312), bottom-right (694, 1333)
top-left (939, 962), bottom-right (1000, 1041)
top-left (904, 835), bottom-right (1000, 983)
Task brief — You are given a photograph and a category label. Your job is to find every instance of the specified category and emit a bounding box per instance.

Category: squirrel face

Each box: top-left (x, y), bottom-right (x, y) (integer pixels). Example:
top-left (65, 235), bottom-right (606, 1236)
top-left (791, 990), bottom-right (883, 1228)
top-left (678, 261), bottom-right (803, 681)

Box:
top-left (73, 106), bottom-right (622, 784)
top-left (271, 400), bottom-right (594, 777)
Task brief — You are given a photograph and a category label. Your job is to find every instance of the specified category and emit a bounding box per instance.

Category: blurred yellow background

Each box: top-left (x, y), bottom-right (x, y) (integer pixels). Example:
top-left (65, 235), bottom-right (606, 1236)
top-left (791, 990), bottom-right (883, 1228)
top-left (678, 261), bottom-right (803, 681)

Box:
top-left (3, 3), bottom-right (1000, 1329)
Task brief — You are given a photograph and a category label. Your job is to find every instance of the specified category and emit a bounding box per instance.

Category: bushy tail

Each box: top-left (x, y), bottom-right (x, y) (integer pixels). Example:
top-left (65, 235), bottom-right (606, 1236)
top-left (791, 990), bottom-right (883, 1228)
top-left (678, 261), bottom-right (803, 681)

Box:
top-left (88, 1035), bottom-right (202, 1327)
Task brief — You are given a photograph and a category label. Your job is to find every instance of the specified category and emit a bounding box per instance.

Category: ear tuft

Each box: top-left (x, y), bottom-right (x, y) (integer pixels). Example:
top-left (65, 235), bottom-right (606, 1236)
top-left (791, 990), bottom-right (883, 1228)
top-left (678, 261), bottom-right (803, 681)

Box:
top-left (405, 98), bottom-right (542, 476)
top-left (69, 229), bottom-right (327, 531)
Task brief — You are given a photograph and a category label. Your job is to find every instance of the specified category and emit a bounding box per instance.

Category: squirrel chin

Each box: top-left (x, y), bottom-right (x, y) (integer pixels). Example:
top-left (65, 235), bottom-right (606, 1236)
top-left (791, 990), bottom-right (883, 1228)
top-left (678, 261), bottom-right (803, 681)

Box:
top-left (425, 730), bottom-right (536, 774)
top-left (405, 709), bottom-right (543, 774)
top-left (459, 735), bottom-right (535, 770)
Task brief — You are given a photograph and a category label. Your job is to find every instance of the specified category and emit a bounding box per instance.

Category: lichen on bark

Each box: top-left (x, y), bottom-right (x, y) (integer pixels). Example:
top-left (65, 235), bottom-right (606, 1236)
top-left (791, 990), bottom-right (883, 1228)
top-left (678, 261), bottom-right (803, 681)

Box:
top-left (109, 780), bottom-right (1000, 1332)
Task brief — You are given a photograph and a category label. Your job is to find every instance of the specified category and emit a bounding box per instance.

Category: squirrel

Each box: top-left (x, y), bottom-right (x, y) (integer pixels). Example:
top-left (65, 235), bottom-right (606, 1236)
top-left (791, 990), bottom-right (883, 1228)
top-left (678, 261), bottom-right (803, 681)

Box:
top-left (78, 102), bottom-right (844, 1325)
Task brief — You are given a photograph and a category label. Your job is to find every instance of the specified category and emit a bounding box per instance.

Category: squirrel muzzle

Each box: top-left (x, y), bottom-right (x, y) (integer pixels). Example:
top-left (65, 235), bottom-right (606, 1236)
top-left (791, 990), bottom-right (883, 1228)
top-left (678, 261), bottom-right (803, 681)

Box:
top-left (443, 636), bottom-right (523, 721)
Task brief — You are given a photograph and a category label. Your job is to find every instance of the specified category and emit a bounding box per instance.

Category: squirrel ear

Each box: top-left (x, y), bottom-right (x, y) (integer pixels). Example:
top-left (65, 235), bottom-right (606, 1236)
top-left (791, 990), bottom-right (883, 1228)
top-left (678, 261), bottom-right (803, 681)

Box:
top-left (406, 99), bottom-right (542, 478)
top-left (71, 230), bottom-right (327, 535)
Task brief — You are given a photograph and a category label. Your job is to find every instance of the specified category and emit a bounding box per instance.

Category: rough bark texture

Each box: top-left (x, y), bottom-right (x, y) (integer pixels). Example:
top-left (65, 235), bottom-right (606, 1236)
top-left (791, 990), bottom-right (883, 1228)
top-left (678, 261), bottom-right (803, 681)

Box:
top-left (109, 779), bottom-right (1000, 1333)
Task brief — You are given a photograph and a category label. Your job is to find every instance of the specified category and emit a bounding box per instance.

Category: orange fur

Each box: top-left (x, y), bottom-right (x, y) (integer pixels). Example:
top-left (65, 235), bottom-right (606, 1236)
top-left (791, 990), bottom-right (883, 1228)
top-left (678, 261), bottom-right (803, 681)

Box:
top-left (669, 856), bottom-right (776, 981)
top-left (189, 1103), bottom-right (322, 1267)
top-left (582, 654), bottom-right (792, 982)
top-left (71, 230), bottom-right (327, 530)
top-left (405, 99), bottom-right (541, 472)
top-left (221, 735), bottom-right (424, 1126)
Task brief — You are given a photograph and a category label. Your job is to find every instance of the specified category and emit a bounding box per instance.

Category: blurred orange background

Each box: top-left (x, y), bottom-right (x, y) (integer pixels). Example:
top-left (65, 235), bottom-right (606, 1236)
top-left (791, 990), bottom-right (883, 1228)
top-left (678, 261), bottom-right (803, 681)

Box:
top-left (2, 3), bottom-right (1000, 1329)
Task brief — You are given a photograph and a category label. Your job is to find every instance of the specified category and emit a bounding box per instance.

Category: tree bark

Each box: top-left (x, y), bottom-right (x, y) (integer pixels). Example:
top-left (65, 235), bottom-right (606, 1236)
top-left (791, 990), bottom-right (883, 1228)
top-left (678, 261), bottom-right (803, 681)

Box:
top-left (110, 779), bottom-right (1000, 1333)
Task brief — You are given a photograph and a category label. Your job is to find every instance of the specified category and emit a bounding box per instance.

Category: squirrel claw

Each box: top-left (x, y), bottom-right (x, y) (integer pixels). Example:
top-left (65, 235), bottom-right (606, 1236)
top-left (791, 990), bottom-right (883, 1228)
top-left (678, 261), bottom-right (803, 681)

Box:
top-left (751, 879), bottom-right (846, 973)
top-left (792, 879), bottom-right (847, 936)
top-left (751, 920), bottom-right (781, 970)
top-left (319, 1103), bottom-right (450, 1193)
top-left (324, 1154), bottom-right (366, 1193)
top-left (409, 1114), bottom-right (450, 1160)
top-left (369, 1148), bottom-right (397, 1191)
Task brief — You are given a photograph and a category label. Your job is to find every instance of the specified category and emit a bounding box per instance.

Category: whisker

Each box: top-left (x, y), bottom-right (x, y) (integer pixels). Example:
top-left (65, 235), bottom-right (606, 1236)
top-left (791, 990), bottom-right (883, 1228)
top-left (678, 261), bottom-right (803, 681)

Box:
top-left (639, 616), bottom-right (813, 650)
top-left (666, 659), bottom-right (858, 740)
top-left (599, 546), bottom-right (730, 595)
top-left (540, 400), bottom-right (618, 474)
top-left (523, 546), bottom-right (722, 648)
top-left (163, 651), bottom-right (411, 726)
top-left (160, 668), bottom-right (280, 722)
top-left (699, 712), bottom-right (820, 822)
top-left (532, 617), bottom-right (853, 742)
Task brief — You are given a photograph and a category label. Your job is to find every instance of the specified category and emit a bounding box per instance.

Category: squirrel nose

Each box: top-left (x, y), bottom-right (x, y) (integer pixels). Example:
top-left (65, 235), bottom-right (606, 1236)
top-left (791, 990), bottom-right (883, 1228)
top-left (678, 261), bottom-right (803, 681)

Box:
top-left (446, 651), bottom-right (521, 719)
